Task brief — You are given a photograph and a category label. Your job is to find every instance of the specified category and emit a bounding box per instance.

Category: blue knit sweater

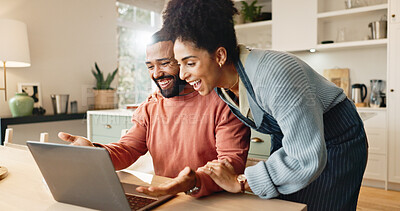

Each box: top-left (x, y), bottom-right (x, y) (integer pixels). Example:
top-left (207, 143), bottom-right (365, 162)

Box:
top-left (222, 49), bottom-right (347, 198)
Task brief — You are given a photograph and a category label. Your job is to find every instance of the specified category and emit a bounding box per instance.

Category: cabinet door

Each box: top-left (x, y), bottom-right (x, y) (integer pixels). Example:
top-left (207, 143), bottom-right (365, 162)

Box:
top-left (390, 0), bottom-right (400, 24)
top-left (364, 154), bottom-right (387, 180)
top-left (388, 22), bottom-right (400, 183)
top-left (272, 0), bottom-right (317, 51)
top-left (249, 129), bottom-right (271, 160)
top-left (90, 114), bottom-right (131, 143)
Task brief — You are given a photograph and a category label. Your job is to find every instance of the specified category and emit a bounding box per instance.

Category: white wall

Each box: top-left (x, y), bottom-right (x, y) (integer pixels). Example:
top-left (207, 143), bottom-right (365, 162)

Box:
top-left (295, 46), bottom-right (387, 100)
top-left (0, 0), bottom-right (118, 116)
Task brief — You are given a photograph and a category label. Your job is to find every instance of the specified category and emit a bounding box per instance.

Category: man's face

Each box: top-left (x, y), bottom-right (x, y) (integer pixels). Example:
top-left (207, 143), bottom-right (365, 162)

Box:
top-left (145, 41), bottom-right (187, 98)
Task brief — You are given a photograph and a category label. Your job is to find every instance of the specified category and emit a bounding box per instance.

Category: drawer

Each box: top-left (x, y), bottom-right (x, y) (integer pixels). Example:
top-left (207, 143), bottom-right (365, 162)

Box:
top-left (364, 154), bottom-right (386, 181)
top-left (92, 135), bottom-right (120, 144)
top-left (91, 114), bottom-right (131, 138)
top-left (249, 130), bottom-right (271, 159)
top-left (361, 110), bottom-right (386, 129)
top-left (365, 127), bottom-right (387, 154)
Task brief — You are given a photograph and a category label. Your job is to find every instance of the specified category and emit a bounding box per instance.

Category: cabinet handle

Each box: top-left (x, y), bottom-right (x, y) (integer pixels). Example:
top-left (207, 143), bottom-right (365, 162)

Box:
top-left (105, 124), bottom-right (112, 129)
top-left (251, 137), bottom-right (264, 143)
top-left (392, 14), bottom-right (396, 18)
top-left (390, 89), bottom-right (394, 92)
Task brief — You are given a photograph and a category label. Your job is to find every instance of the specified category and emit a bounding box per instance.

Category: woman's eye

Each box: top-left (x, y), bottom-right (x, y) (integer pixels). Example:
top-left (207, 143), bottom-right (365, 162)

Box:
top-left (187, 62), bottom-right (195, 67)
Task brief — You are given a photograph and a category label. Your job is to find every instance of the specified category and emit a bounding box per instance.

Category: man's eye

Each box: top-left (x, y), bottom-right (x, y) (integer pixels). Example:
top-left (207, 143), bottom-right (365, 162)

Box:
top-left (147, 65), bottom-right (154, 70)
top-left (161, 62), bottom-right (170, 66)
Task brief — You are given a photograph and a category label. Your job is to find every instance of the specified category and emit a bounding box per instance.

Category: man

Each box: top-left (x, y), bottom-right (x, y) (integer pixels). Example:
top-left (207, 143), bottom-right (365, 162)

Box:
top-left (59, 29), bottom-right (250, 197)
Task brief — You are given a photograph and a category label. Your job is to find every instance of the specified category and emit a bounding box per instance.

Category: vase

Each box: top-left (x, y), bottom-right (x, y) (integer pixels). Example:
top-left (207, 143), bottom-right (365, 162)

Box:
top-left (8, 93), bottom-right (34, 117)
top-left (93, 89), bottom-right (116, 110)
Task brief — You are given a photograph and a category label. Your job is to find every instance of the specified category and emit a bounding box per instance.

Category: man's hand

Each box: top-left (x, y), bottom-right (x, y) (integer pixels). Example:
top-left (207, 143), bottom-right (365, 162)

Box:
top-left (58, 132), bottom-right (94, 147)
top-left (198, 159), bottom-right (241, 193)
top-left (136, 167), bottom-right (197, 197)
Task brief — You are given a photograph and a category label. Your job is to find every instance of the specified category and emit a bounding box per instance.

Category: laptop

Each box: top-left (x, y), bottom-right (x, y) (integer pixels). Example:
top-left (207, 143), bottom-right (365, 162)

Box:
top-left (27, 141), bottom-right (174, 211)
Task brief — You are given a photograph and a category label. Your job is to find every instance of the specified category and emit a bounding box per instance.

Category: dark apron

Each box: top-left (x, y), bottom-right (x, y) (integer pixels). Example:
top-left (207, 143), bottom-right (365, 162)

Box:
top-left (215, 55), bottom-right (367, 211)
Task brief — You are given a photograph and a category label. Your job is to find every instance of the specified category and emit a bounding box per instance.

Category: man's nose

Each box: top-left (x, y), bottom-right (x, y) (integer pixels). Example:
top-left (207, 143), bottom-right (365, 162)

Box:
top-left (153, 66), bottom-right (163, 79)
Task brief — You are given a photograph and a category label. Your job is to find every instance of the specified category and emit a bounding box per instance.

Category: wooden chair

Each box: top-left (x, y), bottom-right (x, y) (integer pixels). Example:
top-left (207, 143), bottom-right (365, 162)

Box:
top-left (121, 129), bottom-right (154, 174)
top-left (3, 128), bottom-right (48, 150)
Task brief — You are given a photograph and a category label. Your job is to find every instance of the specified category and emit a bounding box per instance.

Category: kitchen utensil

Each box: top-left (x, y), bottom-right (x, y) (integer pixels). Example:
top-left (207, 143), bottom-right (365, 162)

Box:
top-left (370, 79), bottom-right (384, 108)
top-left (368, 20), bottom-right (387, 39)
top-left (51, 94), bottom-right (69, 114)
top-left (351, 83), bottom-right (367, 106)
top-left (70, 101), bottom-right (78, 113)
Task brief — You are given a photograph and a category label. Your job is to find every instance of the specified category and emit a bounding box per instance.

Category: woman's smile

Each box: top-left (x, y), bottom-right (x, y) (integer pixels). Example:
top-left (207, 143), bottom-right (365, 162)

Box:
top-left (188, 79), bottom-right (202, 90)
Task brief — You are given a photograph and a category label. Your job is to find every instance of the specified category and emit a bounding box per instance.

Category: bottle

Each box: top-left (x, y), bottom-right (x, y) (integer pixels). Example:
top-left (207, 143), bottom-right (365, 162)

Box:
top-left (8, 92), bottom-right (34, 117)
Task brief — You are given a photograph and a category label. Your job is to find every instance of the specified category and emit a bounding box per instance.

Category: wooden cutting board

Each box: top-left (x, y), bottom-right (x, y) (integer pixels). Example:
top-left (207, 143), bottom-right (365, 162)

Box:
top-left (0, 166), bottom-right (8, 180)
top-left (323, 68), bottom-right (350, 97)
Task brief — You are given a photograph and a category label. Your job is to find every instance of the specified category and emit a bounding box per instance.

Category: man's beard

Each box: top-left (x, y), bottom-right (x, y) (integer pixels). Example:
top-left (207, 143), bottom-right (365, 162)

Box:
top-left (153, 74), bottom-right (188, 98)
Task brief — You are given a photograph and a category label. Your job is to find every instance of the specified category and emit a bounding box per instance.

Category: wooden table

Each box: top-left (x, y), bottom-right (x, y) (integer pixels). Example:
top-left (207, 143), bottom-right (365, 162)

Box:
top-left (0, 146), bottom-right (307, 210)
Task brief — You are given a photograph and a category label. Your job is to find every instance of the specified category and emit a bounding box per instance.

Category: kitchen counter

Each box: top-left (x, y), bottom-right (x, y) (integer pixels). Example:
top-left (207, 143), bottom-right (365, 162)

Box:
top-left (87, 109), bottom-right (135, 117)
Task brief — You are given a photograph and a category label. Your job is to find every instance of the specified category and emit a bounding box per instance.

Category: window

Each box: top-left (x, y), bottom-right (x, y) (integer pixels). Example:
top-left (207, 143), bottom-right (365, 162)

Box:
top-left (116, 2), bottom-right (161, 107)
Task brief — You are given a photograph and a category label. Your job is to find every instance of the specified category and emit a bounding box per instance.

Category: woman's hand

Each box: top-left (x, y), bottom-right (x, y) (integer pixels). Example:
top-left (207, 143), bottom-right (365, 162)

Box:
top-left (146, 90), bottom-right (163, 102)
top-left (198, 159), bottom-right (241, 193)
top-left (58, 132), bottom-right (94, 147)
top-left (136, 167), bottom-right (197, 197)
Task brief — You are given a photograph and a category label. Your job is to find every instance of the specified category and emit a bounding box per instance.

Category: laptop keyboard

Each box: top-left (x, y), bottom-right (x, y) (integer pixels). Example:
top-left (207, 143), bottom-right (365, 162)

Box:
top-left (125, 194), bottom-right (157, 210)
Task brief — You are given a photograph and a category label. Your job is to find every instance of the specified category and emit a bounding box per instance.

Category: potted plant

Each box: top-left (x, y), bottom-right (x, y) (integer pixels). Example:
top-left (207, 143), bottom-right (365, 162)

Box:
top-left (241, 0), bottom-right (263, 23)
top-left (91, 62), bottom-right (118, 110)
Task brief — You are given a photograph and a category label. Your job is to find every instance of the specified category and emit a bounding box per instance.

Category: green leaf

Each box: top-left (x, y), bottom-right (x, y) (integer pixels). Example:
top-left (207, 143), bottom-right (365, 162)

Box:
top-left (91, 62), bottom-right (118, 90)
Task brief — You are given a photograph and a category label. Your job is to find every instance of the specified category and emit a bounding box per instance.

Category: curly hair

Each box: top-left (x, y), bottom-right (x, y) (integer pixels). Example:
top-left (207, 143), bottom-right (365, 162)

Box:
top-left (162, 0), bottom-right (240, 63)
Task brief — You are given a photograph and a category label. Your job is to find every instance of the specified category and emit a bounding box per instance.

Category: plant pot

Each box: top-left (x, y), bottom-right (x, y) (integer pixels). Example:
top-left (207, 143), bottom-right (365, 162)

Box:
top-left (93, 89), bottom-right (116, 110)
top-left (8, 93), bottom-right (34, 117)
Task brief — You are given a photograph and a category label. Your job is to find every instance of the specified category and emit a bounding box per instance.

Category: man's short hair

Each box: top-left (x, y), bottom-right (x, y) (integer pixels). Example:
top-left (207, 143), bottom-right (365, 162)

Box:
top-left (148, 28), bottom-right (174, 46)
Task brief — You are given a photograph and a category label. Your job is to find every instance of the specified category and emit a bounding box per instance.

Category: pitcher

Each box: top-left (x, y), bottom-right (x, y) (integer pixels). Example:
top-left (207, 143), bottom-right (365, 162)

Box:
top-left (370, 79), bottom-right (383, 108)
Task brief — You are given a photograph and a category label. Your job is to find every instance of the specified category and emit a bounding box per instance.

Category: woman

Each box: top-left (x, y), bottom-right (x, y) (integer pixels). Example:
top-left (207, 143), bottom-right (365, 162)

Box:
top-left (162, 0), bottom-right (368, 210)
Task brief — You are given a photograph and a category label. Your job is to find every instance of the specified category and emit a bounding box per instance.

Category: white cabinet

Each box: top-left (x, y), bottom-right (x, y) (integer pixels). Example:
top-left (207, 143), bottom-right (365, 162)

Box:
top-left (389, 0), bottom-right (400, 23)
top-left (272, 0), bottom-right (317, 51)
top-left (359, 109), bottom-right (388, 182)
top-left (234, 0), bottom-right (272, 49)
top-left (87, 109), bottom-right (134, 144)
top-left (235, 21), bottom-right (272, 49)
top-left (316, 1), bottom-right (388, 51)
top-left (387, 21), bottom-right (400, 183)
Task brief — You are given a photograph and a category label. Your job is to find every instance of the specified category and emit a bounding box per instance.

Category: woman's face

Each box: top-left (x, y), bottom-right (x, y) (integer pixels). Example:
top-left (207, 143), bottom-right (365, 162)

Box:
top-left (174, 39), bottom-right (222, 96)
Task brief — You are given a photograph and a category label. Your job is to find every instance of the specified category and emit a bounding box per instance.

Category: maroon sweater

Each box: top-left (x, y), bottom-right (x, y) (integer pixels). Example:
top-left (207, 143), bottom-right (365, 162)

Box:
top-left (97, 91), bottom-right (250, 197)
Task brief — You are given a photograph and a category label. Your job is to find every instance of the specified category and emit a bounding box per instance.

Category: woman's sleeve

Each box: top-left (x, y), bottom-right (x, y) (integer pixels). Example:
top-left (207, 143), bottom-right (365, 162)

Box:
top-left (245, 52), bottom-right (327, 198)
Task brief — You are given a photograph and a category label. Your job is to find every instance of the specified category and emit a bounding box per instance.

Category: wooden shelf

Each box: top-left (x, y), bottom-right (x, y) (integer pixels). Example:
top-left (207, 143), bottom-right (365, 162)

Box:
top-left (317, 4), bottom-right (388, 19)
top-left (235, 20), bottom-right (272, 30)
top-left (316, 39), bottom-right (387, 51)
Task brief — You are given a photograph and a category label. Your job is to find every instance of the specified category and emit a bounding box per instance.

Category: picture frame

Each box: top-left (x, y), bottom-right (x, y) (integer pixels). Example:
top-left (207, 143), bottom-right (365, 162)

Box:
top-left (18, 82), bottom-right (42, 107)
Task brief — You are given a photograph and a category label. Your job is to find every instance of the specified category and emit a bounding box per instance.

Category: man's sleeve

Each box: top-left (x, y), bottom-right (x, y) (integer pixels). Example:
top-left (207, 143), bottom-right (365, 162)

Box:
top-left (192, 103), bottom-right (251, 197)
top-left (93, 106), bottom-right (149, 171)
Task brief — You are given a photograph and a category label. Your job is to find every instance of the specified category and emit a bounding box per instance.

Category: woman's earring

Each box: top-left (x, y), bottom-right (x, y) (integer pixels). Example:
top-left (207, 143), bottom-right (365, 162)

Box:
top-left (219, 63), bottom-right (222, 68)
